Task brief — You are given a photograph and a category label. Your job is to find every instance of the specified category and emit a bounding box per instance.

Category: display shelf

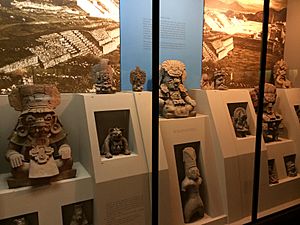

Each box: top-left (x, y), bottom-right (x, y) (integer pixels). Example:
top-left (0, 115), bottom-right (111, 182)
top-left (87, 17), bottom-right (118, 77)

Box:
top-left (0, 162), bottom-right (93, 225)
top-left (78, 92), bottom-right (151, 225)
top-left (189, 89), bottom-right (268, 223)
top-left (160, 115), bottom-right (227, 225)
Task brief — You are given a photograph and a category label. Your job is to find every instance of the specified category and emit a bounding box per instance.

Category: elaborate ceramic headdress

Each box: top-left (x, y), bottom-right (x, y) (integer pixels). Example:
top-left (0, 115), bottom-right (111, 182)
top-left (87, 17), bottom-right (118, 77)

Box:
top-left (8, 84), bottom-right (60, 114)
top-left (160, 60), bottom-right (187, 81)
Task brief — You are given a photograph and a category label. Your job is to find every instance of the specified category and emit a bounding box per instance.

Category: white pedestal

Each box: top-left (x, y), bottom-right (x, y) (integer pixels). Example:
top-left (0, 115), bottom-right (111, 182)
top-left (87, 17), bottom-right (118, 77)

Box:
top-left (78, 93), bottom-right (151, 225)
top-left (189, 89), bottom-right (268, 223)
top-left (160, 115), bottom-right (227, 225)
top-left (0, 162), bottom-right (93, 225)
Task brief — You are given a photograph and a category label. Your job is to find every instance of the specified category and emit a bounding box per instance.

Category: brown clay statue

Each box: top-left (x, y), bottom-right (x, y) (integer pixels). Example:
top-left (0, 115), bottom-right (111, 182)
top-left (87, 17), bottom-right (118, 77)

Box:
top-left (285, 160), bottom-right (297, 177)
top-left (262, 83), bottom-right (283, 142)
top-left (213, 69), bottom-right (228, 90)
top-left (159, 60), bottom-right (196, 118)
top-left (101, 127), bottom-right (131, 159)
top-left (181, 147), bottom-right (204, 223)
top-left (273, 59), bottom-right (291, 88)
top-left (268, 160), bottom-right (279, 184)
top-left (70, 204), bottom-right (90, 225)
top-left (200, 73), bottom-right (213, 90)
top-left (6, 84), bottom-right (76, 188)
top-left (232, 107), bottom-right (250, 138)
top-left (11, 217), bottom-right (28, 225)
top-left (130, 66), bottom-right (146, 92)
top-left (92, 59), bottom-right (117, 94)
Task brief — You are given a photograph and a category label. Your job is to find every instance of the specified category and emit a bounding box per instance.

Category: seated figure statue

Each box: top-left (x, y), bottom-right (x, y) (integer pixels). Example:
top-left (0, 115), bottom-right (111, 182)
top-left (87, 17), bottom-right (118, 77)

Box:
top-left (273, 59), bottom-right (292, 88)
top-left (232, 107), bottom-right (250, 138)
top-left (130, 66), bottom-right (146, 92)
top-left (181, 147), bottom-right (204, 223)
top-left (159, 60), bottom-right (196, 118)
top-left (6, 84), bottom-right (76, 188)
top-left (262, 83), bottom-right (283, 142)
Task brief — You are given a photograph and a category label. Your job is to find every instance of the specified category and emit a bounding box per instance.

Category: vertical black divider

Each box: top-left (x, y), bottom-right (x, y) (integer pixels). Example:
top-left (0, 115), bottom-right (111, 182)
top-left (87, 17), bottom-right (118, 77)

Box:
top-left (152, 0), bottom-right (159, 225)
top-left (251, 0), bottom-right (270, 222)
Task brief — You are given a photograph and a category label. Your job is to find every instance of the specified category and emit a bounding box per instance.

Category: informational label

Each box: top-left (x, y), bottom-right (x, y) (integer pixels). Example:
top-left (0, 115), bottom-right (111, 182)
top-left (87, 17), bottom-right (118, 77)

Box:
top-left (105, 195), bottom-right (145, 225)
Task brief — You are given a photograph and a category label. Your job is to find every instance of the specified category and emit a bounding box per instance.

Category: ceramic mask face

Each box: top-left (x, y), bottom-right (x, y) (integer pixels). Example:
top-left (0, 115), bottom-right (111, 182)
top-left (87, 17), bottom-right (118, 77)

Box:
top-left (22, 112), bottom-right (55, 137)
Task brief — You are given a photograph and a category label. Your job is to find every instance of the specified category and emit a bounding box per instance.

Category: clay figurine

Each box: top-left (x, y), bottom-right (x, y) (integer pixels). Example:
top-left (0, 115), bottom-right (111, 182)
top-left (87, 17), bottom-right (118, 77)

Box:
top-left (70, 204), bottom-right (90, 225)
top-left (92, 59), bottom-right (117, 94)
top-left (249, 87), bottom-right (259, 113)
top-left (262, 83), bottom-right (283, 142)
top-left (268, 160), bottom-right (279, 184)
top-left (101, 127), bottom-right (131, 159)
top-left (200, 73), bottom-right (213, 90)
top-left (272, 59), bottom-right (292, 88)
top-left (285, 160), bottom-right (297, 177)
top-left (159, 60), bottom-right (196, 118)
top-left (5, 84), bottom-right (76, 188)
top-left (232, 107), bottom-right (250, 138)
top-left (181, 147), bottom-right (204, 223)
top-left (213, 69), bottom-right (228, 90)
top-left (11, 217), bottom-right (28, 225)
top-left (130, 66), bottom-right (146, 92)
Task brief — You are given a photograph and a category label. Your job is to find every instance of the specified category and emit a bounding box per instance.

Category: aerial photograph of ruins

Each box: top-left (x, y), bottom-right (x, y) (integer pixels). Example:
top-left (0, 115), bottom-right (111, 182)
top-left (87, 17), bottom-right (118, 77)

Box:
top-left (0, 0), bottom-right (120, 93)
top-left (202, 0), bottom-right (287, 88)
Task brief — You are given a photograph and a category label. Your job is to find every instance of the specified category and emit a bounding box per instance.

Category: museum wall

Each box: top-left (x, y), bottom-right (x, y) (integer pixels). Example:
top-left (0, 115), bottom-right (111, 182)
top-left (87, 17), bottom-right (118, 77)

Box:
top-left (284, 0), bottom-right (300, 87)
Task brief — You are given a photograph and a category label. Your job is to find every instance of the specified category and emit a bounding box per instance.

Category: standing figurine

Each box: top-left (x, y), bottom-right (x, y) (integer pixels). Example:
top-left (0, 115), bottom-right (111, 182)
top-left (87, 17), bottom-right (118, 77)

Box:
top-left (130, 66), bottom-right (146, 92)
top-left (5, 84), bottom-right (76, 188)
top-left (159, 60), bottom-right (196, 118)
top-left (272, 59), bottom-right (292, 88)
top-left (101, 127), bottom-right (131, 159)
top-left (232, 107), bottom-right (250, 138)
top-left (92, 59), bottom-right (117, 94)
top-left (249, 86), bottom-right (260, 113)
top-left (70, 204), bottom-right (90, 225)
top-left (200, 73), bottom-right (213, 90)
top-left (285, 160), bottom-right (297, 177)
top-left (268, 160), bottom-right (279, 184)
top-left (262, 83), bottom-right (283, 142)
top-left (181, 147), bottom-right (204, 223)
top-left (213, 69), bottom-right (228, 90)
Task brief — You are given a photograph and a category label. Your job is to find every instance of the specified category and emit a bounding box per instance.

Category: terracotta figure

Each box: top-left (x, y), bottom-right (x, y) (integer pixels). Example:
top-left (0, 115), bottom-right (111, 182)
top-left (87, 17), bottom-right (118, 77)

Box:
top-left (101, 127), bottom-right (131, 159)
top-left (130, 66), bottom-right (146, 92)
top-left (213, 69), bottom-right (228, 90)
top-left (273, 59), bottom-right (291, 88)
top-left (232, 107), bottom-right (250, 138)
top-left (181, 147), bottom-right (204, 223)
top-left (268, 160), bottom-right (279, 184)
top-left (11, 218), bottom-right (28, 225)
top-left (159, 60), bottom-right (196, 118)
top-left (70, 204), bottom-right (90, 225)
top-left (285, 160), bottom-right (297, 177)
top-left (5, 84), bottom-right (76, 188)
top-left (262, 83), bottom-right (283, 142)
top-left (92, 59), bottom-right (117, 94)
top-left (200, 73), bottom-right (213, 90)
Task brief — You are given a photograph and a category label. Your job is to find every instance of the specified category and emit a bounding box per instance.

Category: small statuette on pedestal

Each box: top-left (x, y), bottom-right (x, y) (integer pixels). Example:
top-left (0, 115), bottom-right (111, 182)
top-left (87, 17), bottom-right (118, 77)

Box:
top-left (130, 66), bottom-right (146, 92)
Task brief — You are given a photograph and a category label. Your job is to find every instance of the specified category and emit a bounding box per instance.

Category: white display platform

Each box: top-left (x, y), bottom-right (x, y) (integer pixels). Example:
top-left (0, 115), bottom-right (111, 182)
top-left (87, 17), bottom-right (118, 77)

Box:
top-left (189, 89), bottom-right (269, 223)
top-left (0, 162), bottom-right (93, 225)
top-left (160, 115), bottom-right (227, 225)
top-left (78, 93), bottom-right (151, 225)
top-left (133, 91), bottom-right (171, 225)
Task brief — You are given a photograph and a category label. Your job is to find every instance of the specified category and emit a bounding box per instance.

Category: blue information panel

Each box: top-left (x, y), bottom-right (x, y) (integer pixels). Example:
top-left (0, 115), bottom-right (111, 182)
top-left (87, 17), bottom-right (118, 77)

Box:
top-left (120, 0), bottom-right (204, 90)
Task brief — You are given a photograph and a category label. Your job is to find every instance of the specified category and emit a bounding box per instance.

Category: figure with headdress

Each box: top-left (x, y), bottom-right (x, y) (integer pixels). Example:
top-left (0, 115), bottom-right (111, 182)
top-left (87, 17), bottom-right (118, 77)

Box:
top-left (272, 59), bottom-right (292, 88)
top-left (130, 66), bottom-right (146, 92)
top-left (159, 60), bottom-right (196, 118)
top-left (213, 69), bottom-right (228, 90)
top-left (181, 147), bottom-right (204, 223)
top-left (92, 59), bottom-right (117, 94)
top-left (5, 84), bottom-right (76, 188)
top-left (262, 83), bottom-right (283, 142)
top-left (232, 107), bottom-right (250, 138)
top-left (200, 73), bottom-right (213, 90)
top-left (70, 204), bottom-right (90, 225)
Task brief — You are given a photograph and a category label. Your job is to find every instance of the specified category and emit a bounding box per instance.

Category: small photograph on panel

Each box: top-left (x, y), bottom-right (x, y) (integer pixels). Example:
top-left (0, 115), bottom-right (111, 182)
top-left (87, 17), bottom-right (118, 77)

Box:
top-left (227, 102), bottom-right (251, 138)
top-left (284, 154), bottom-right (298, 177)
top-left (62, 199), bottom-right (93, 225)
top-left (94, 110), bottom-right (132, 159)
top-left (268, 159), bottom-right (279, 185)
top-left (173, 142), bottom-right (205, 223)
top-left (0, 212), bottom-right (38, 225)
top-left (294, 105), bottom-right (300, 123)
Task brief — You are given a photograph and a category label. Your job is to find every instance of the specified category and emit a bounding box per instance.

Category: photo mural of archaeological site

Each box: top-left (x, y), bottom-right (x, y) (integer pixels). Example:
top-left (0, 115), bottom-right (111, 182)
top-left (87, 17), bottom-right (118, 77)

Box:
top-left (202, 0), bottom-right (287, 88)
top-left (0, 0), bottom-right (120, 94)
